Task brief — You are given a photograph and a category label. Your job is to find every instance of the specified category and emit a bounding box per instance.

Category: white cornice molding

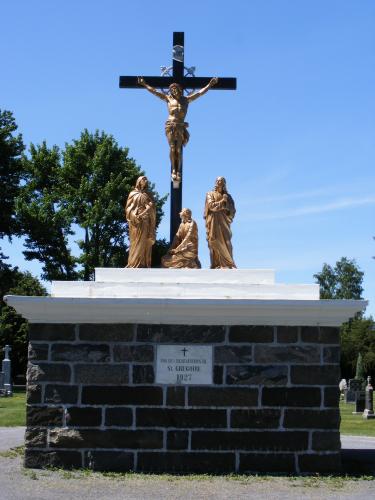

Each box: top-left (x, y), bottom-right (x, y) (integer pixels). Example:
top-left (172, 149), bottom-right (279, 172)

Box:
top-left (4, 295), bottom-right (367, 326)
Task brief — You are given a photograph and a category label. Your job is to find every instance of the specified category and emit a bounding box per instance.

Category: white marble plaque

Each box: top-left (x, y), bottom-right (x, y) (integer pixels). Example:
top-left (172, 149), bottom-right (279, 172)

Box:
top-left (156, 345), bottom-right (213, 385)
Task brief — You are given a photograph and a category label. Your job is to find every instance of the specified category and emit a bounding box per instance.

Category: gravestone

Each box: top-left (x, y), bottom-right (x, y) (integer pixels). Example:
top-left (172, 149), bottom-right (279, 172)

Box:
top-left (353, 391), bottom-right (366, 414)
top-left (0, 345), bottom-right (12, 397)
top-left (339, 379), bottom-right (347, 393)
top-left (363, 376), bottom-right (375, 419)
top-left (345, 378), bottom-right (362, 403)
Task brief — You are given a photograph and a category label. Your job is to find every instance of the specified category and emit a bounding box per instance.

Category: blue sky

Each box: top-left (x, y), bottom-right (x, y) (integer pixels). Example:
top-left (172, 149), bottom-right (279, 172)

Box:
top-left (1, 0), bottom-right (374, 315)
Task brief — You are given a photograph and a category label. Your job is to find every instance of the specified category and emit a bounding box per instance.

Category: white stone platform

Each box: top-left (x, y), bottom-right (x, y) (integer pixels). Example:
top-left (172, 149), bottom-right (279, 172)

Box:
top-left (51, 269), bottom-right (318, 300)
top-left (94, 268), bottom-right (276, 284)
top-left (4, 268), bottom-right (367, 326)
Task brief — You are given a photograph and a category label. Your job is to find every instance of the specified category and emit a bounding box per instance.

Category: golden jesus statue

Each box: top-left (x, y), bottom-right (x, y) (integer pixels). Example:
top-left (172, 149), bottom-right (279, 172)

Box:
top-left (137, 76), bottom-right (218, 184)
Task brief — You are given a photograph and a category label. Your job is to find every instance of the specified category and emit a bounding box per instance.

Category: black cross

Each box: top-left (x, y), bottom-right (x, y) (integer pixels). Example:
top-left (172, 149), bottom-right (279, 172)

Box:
top-left (181, 347), bottom-right (188, 357)
top-left (119, 32), bottom-right (236, 242)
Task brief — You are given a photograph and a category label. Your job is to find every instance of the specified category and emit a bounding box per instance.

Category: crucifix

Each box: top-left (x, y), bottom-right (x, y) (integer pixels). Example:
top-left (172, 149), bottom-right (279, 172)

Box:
top-left (119, 32), bottom-right (236, 242)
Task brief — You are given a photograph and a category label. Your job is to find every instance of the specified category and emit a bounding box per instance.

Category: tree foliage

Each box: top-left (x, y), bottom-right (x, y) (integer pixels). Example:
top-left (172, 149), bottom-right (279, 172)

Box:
top-left (0, 109), bottom-right (25, 266)
top-left (0, 266), bottom-right (46, 379)
top-left (61, 130), bottom-right (165, 279)
top-left (341, 318), bottom-right (375, 380)
top-left (17, 130), bottom-right (167, 280)
top-left (313, 257), bottom-right (364, 300)
top-left (355, 352), bottom-right (365, 381)
top-left (16, 142), bottom-right (78, 281)
top-left (0, 109), bottom-right (25, 239)
top-left (314, 257), bottom-right (374, 380)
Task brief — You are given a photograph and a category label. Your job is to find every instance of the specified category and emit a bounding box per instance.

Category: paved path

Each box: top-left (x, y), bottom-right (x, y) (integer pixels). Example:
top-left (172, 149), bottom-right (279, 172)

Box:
top-left (341, 434), bottom-right (375, 449)
top-left (0, 455), bottom-right (374, 500)
top-left (0, 427), bottom-right (25, 451)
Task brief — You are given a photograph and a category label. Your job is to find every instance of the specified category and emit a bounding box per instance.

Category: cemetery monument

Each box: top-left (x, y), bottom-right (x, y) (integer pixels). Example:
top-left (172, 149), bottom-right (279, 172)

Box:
top-left (4, 32), bottom-right (368, 474)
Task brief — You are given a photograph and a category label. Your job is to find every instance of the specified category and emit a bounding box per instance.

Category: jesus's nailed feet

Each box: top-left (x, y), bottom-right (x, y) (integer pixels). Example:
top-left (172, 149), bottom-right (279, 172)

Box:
top-left (172, 171), bottom-right (181, 187)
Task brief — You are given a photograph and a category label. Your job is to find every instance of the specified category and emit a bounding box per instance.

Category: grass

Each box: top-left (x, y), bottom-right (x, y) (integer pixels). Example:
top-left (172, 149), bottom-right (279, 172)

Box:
top-left (15, 469), bottom-right (375, 486)
top-left (340, 400), bottom-right (375, 436)
top-left (0, 388), bottom-right (26, 426)
top-left (1, 390), bottom-right (375, 438)
top-left (0, 445), bottom-right (24, 459)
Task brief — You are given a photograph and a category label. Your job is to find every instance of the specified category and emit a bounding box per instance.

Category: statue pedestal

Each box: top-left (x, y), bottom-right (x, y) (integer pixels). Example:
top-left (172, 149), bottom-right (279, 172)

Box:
top-left (5, 269), bottom-right (366, 474)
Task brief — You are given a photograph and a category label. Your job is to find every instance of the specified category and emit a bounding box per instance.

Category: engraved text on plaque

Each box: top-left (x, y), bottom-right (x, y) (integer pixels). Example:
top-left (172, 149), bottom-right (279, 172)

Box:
top-left (156, 345), bottom-right (213, 385)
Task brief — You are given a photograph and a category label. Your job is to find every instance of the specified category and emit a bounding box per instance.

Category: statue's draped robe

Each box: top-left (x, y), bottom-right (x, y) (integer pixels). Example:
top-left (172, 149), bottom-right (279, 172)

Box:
top-left (204, 190), bottom-right (236, 269)
top-left (125, 188), bottom-right (156, 268)
top-left (162, 220), bottom-right (201, 269)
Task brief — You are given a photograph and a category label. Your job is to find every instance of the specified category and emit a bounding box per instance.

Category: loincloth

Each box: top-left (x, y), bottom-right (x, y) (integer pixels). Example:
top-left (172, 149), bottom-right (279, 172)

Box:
top-left (165, 121), bottom-right (190, 146)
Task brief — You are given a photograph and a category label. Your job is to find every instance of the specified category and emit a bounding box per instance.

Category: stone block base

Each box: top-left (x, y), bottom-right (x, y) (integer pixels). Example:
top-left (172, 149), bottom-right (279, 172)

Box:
top-left (25, 323), bottom-right (342, 474)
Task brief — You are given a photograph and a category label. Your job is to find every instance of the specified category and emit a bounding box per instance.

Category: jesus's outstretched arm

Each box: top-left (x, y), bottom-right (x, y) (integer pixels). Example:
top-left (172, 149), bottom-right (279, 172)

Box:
top-left (138, 77), bottom-right (167, 101)
top-left (187, 77), bottom-right (218, 103)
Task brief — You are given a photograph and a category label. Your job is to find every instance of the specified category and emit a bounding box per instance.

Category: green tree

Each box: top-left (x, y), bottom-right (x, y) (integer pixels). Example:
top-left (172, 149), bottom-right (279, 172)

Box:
top-left (61, 130), bottom-right (166, 279)
top-left (0, 109), bottom-right (25, 263)
top-left (355, 352), bottom-right (365, 381)
top-left (0, 267), bottom-right (46, 379)
top-left (17, 130), bottom-right (167, 281)
top-left (16, 142), bottom-right (78, 281)
top-left (314, 257), bottom-right (373, 380)
top-left (341, 318), bottom-right (375, 380)
top-left (313, 257), bottom-right (364, 300)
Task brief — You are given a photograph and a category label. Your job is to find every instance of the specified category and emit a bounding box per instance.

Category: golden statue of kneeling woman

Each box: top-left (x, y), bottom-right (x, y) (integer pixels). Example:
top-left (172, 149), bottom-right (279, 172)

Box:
top-left (161, 208), bottom-right (201, 269)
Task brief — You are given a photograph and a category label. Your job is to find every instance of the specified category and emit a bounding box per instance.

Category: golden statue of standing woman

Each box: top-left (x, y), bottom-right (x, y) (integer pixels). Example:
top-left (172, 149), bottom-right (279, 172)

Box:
top-left (125, 176), bottom-right (156, 268)
top-left (137, 77), bottom-right (218, 184)
top-left (204, 176), bottom-right (236, 269)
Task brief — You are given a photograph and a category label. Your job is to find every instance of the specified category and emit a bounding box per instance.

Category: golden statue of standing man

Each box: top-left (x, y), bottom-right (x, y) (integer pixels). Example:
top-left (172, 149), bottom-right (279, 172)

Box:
top-left (137, 76), bottom-right (218, 184)
top-left (204, 176), bottom-right (236, 269)
top-left (125, 176), bottom-right (156, 268)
